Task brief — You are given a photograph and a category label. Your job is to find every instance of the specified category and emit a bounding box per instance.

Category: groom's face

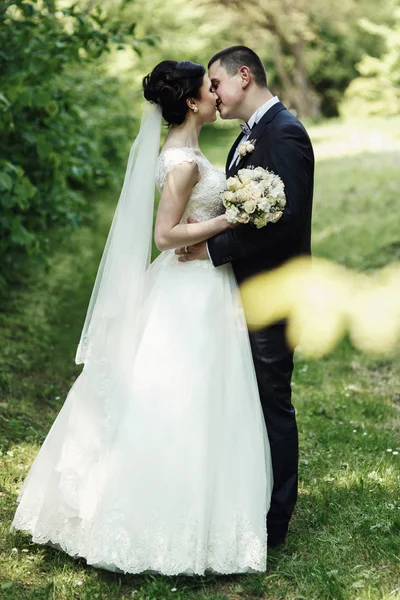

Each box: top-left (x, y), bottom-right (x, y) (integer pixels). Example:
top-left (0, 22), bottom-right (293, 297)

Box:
top-left (209, 60), bottom-right (245, 120)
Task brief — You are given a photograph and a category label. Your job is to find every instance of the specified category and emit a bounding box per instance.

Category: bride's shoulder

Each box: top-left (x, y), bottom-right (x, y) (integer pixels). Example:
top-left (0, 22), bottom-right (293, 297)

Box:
top-left (156, 146), bottom-right (200, 190)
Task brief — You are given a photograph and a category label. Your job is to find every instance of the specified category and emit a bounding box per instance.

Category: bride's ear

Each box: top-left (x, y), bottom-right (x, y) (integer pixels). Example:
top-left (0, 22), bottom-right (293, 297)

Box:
top-left (186, 98), bottom-right (199, 113)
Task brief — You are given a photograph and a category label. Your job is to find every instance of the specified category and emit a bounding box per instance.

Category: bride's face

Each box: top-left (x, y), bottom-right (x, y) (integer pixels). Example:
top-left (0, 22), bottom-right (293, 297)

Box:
top-left (195, 74), bottom-right (219, 123)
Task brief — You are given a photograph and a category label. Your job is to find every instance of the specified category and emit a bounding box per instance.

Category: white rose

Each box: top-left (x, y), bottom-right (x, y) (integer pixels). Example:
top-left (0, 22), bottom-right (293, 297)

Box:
top-left (269, 183), bottom-right (285, 198)
top-left (270, 175), bottom-right (283, 186)
top-left (223, 190), bottom-right (235, 202)
top-left (243, 199), bottom-right (257, 214)
top-left (266, 193), bottom-right (278, 205)
top-left (237, 212), bottom-right (250, 224)
top-left (260, 179), bottom-right (271, 192)
top-left (269, 210), bottom-right (283, 223)
top-left (239, 175), bottom-right (251, 185)
top-left (261, 172), bottom-right (274, 185)
top-left (254, 214), bottom-right (268, 229)
top-left (257, 198), bottom-right (272, 212)
top-left (236, 187), bottom-right (251, 203)
top-left (226, 177), bottom-right (239, 191)
top-left (250, 183), bottom-right (262, 199)
top-left (225, 206), bottom-right (239, 222)
top-left (237, 141), bottom-right (255, 157)
top-left (238, 143), bottom-right (248, 157)
top-left (238, 168), bottom-right (254, 179)
top-left (277, 195), bottom-right (286, 208)
top-left (230, 192), bottom-right (241, 204)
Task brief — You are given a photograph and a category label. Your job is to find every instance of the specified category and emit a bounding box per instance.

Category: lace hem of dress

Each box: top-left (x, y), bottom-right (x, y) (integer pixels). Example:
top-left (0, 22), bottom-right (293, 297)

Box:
top-left (11, 506), bottom-right (267, 575)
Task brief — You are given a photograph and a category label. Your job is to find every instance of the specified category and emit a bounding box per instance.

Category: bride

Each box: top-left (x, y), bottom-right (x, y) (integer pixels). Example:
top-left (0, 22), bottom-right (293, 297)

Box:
top-left (11, 60), bottom-right (273, 576)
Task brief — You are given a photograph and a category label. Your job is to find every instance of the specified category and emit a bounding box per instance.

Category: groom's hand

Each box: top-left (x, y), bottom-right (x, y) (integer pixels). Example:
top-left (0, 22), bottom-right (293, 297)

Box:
top-left (175, 218), bottom-right (210, 261)
top-left (175, 241), bottom-right (209, 261)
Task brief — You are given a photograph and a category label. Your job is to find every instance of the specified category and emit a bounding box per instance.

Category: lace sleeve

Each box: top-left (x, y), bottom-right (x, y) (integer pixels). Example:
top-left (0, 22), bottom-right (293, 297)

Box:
top-left (155, 148), bottom-right (197, 191)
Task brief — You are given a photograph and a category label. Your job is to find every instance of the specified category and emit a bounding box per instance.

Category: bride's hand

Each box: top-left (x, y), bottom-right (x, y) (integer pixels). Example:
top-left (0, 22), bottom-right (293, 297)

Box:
top-left (222, 216), bottom-right (238, 230)
top-left (226, 219), bottom-right (239, 229)
top-left (187, 215), bottom-right (236, 231)
top-left (216, 214), bottom-right (238, 230)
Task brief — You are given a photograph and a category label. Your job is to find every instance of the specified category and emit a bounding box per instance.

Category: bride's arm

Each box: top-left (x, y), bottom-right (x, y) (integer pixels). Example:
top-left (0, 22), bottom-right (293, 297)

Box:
top-left (155, 161), bottom-right (230, 252)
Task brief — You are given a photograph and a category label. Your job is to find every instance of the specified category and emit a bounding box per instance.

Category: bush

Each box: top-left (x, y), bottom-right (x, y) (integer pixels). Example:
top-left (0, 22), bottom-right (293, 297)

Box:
top-left (341, 13), bottom-right (400, 118)
top-left (0, 0), bottom-right (150, 284)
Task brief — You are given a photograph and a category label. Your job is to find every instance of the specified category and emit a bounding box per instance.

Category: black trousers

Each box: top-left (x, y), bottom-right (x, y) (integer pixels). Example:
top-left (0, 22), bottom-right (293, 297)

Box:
top-left (248, 321), bottom-right (298, 544)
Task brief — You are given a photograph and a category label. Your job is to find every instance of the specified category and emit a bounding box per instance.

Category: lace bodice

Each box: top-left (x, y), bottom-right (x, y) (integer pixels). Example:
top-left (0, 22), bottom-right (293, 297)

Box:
top-left (155, 147), bottom-right (226, 223)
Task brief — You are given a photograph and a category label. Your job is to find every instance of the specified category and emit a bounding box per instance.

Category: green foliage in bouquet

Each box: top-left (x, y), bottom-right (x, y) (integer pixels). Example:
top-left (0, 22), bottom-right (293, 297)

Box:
top-left (0, 0), bottom-right (151, 284)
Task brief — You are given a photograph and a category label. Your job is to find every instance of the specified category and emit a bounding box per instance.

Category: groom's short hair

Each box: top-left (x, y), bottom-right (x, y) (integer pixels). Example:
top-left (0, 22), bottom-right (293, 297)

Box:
top-left (208, 46), bottom-right (267, 87)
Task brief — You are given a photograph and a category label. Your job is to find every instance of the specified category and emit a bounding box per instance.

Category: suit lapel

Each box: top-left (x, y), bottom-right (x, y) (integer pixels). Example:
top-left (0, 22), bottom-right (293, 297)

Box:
top-left (225, 131), bottom-right (244, 176)
top-left (248, 101), bottom-right (286, 143)
top-left (229, 102), bottom-right (287, 175)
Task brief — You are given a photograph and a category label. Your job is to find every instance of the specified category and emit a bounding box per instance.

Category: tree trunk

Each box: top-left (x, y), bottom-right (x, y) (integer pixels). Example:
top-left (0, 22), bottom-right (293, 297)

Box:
top-left (264, 8), bottom-right (322, 119)
top-left (291, 40), bottom-right (321, 119)
top-left (271, 37), bottom-right (299, 112)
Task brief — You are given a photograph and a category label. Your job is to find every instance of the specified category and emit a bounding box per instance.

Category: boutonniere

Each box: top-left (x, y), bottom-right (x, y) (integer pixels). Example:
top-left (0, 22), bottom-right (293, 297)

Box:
top-left (237, 139), bottom-right (256, 160)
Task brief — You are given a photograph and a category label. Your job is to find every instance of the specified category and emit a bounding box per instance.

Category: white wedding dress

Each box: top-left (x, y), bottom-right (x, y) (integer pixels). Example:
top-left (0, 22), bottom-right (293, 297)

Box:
top-left (11, 147), bottom-right (273, 576)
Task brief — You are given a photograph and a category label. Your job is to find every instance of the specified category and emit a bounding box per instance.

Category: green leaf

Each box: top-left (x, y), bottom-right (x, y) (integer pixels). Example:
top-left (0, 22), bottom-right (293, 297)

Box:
top-left (132, 41), bottom-right (143, 57)
top-left (10, 219), bottom-right (34, 246)
top-left (0, 92), bottom-right (11, 108)
top-left (17, 177), bottom-right (37, 208)
top-left (0, 172), bottom-right (13, 191)
top-left (21, 3), bottom-right (36, 17)
top-left (36, 139), bottom-right (53, 160)
top-left (45, 100), bottom-right (59, 117)
top-left (34, 89), bottom-right (52, 108)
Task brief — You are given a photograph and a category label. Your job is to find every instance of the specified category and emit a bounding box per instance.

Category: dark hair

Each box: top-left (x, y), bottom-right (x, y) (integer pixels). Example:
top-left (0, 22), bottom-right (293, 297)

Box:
top-left (208, 46), bottom-right (267, 87)
top-left (143, 60), bottom-right (206, 126)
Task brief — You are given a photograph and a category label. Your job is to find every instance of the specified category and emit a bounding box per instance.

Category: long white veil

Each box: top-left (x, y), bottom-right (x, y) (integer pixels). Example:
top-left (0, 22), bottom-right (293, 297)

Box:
top-left (75, 103), bottom-right (162, 377)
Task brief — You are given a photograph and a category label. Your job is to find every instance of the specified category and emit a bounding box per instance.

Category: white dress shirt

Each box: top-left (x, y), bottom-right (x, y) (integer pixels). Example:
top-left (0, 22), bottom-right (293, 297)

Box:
top-left (229, 96), bottom-right (280, 170)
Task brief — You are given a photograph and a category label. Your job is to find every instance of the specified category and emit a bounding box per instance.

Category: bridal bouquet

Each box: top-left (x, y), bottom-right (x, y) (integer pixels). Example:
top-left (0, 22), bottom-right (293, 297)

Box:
top-left (221, 167), bottom-right (286, 229)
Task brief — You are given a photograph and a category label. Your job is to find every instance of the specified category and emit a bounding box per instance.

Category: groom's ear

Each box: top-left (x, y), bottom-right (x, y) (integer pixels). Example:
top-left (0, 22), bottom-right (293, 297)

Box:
top-left (238, 66), bottom-right (251, 89)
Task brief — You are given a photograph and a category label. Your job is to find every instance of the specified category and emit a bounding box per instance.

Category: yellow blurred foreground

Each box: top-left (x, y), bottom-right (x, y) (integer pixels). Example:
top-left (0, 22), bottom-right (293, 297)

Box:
top-left (240, 257), bottom-right (400, 358)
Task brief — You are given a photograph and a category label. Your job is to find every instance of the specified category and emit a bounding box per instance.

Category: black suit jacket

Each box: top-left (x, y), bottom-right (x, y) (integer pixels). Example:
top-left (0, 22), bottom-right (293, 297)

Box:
top-left (208, 102), bottom-right (314, 285)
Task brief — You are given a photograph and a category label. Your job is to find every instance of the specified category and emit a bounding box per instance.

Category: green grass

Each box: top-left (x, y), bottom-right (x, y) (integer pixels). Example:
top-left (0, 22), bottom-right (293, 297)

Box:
top-left (1, 117), bottom-right (400, 600)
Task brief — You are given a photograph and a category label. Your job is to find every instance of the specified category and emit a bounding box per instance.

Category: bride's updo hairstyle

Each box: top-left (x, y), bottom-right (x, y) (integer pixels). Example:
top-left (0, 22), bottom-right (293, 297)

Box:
top-left (143, 60), bottom-right (206, 126)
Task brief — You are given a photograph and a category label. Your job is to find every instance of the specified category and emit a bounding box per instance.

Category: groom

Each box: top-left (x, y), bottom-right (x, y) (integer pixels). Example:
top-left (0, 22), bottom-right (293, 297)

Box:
top-left (176, 46), bottom-right (314, 547)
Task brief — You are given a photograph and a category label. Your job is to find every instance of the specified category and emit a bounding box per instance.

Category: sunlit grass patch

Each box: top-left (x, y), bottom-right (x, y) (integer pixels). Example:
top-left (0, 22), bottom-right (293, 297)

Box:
top-left (308, 115), bottom-right (400, 160)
